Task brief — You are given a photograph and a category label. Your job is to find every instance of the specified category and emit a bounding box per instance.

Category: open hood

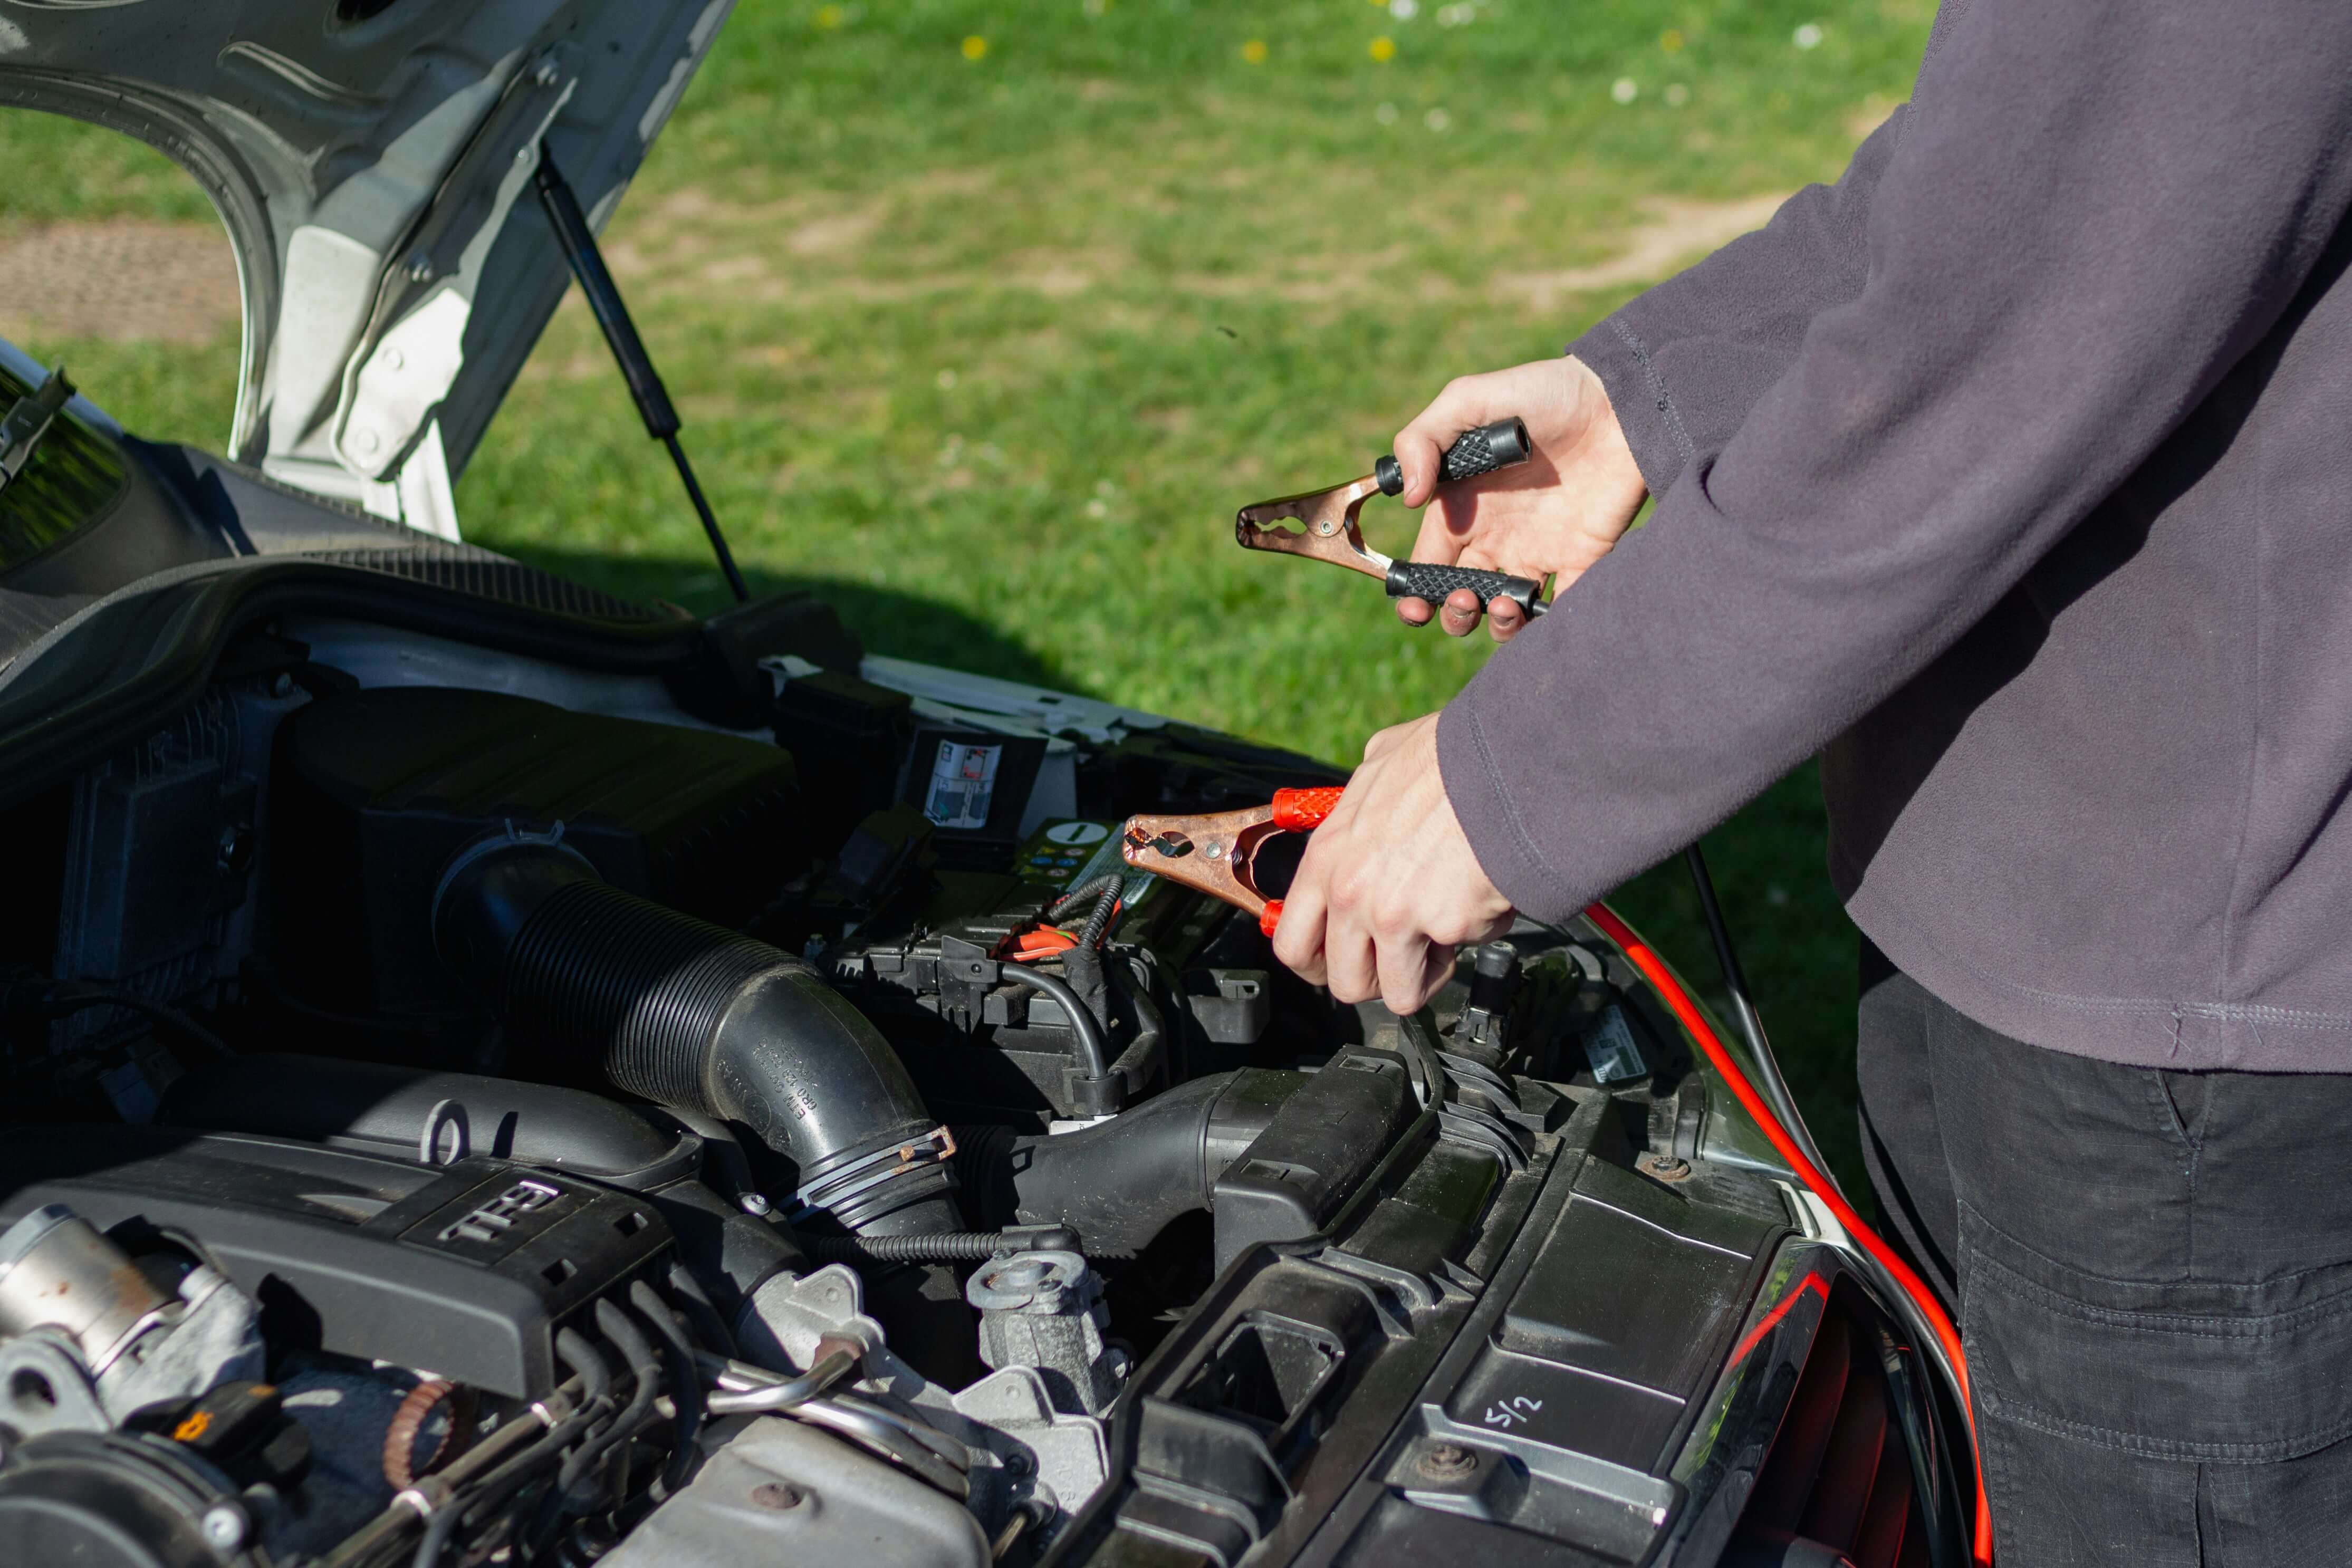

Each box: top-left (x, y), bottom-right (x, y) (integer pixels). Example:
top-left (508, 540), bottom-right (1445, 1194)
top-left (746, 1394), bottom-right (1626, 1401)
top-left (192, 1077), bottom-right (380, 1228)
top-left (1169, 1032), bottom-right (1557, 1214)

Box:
top-left (0, 0), bottom-right (735, 535)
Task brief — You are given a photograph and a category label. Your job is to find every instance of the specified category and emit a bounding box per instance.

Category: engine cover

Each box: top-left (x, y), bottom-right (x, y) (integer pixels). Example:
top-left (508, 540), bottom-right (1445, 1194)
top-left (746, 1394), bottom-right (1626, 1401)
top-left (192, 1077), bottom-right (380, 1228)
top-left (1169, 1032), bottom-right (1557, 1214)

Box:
top-left (0, 1126), bottom-right (673, 1398)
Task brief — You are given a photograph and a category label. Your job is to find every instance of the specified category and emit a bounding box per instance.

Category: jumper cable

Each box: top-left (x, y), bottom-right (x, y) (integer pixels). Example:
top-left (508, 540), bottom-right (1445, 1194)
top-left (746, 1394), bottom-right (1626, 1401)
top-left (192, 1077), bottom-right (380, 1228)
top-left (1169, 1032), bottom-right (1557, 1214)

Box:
top-left (1235, 418), bottom-right (1552, 622)
top-left (1119, 787), bottom-right (1342, 935)
top-left (1120, 788), bottom-right (1993, 1562)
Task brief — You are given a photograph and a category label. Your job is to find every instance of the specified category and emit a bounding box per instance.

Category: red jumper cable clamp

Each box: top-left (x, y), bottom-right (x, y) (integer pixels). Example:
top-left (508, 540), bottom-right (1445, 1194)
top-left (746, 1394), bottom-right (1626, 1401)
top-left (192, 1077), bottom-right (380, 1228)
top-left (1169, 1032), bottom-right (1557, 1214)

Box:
top-left (1118, 786), bottom-right (1343, 935)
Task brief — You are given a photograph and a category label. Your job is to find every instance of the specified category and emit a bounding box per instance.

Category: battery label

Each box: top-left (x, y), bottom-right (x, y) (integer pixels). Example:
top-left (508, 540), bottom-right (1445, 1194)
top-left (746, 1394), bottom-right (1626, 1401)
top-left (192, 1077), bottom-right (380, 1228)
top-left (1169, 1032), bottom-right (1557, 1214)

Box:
top-left (1584, 1006), bottom-right (1649, 1083)
top-left (925, 740), bottom-right (1001, 829)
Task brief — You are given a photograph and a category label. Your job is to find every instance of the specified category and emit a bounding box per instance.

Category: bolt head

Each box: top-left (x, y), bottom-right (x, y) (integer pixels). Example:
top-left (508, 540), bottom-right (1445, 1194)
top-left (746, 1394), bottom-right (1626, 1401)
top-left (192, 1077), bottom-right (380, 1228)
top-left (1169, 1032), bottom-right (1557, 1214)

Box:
top-left (739, 1192), bottom-right (773, 1217)
top-left (750, 1481), bottom-right (804, 1509)
top-left (216, 823), bottom-right (254, 874)
top-left (1641, 1153), bottom-right (1693, 1182)
top-left (1416, 1442), bottom-right (1479, 1481)
top-left (534, 61), bottom-right (562, 86)
top-left (201, 1503), bottom-right (247, 1550)
top-left (406, 254), bottom-right (433, 282)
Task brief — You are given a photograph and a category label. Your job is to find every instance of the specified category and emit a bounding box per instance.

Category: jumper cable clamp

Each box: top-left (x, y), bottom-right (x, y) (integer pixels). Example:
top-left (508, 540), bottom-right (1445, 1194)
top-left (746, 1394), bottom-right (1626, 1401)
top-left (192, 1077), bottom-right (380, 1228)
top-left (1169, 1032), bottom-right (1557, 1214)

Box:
top-left (1234, 417), bottom-right (1548, 621)
top-left (1119, 787), bottom-right (1342, 935)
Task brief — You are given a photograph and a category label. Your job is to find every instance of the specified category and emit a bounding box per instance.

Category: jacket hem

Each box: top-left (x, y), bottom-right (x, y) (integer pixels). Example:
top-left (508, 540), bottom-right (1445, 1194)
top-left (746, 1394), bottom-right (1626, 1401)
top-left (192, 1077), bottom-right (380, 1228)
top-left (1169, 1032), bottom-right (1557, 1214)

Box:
top-left (1843, 867), bottom-right (2352, 1073)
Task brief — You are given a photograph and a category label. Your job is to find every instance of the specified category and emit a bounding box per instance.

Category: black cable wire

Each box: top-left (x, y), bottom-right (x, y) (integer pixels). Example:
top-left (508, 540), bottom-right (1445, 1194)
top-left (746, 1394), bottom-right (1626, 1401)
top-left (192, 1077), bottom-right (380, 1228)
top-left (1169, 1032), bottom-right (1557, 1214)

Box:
top-left (416, 1347), bottom-right (610, 1568)
top-left (663, 1261), bottom-right (737, 1361)
top-left (1044, 874), bottom-right (1118, 921)
top-left (1682, 844), bottom-right (1836, 1190)
top-left (1043, 875), bottom-right (1128, 962)
top-left (409, 1502), bottom-right (464, 1568)
top-left (1078, 881), bottom-right (1124, 950)
top-left (997, 963), bottom-right (1110, 1081)
top-left (12, 980), bottom-right (235, 1060)
top-left (562, 1301), bottom-right (659, 1492)
top-left (555, 1326), bottom-right (613, 1407)
top-left (524, 1315), bottom-right (644, 1557)
top-left (628, 1282), bottom-right (704, 1493)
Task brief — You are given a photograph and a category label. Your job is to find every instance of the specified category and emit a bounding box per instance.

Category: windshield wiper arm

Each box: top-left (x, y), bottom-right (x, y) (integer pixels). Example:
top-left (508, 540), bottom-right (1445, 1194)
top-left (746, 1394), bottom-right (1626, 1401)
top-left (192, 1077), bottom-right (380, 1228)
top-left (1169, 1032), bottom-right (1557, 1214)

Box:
top-left (0, 365), bottom-right (74, 498)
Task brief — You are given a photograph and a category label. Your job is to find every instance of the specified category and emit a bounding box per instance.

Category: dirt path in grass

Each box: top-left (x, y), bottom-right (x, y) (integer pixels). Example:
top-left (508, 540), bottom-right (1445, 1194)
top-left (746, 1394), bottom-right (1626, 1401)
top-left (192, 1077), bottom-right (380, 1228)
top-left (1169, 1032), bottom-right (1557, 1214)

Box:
top-left (0, 188), bottom-right (1788, 349)
top-left (0, 217), bottom-right (241, 345)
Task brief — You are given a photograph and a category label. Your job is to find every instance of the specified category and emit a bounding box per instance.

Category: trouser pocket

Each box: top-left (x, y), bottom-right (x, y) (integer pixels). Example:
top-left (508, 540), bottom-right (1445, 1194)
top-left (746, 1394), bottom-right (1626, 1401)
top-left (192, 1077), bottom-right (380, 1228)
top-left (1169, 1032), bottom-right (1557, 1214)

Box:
top-left (1960, 1200), bottom-right (2352, 1463)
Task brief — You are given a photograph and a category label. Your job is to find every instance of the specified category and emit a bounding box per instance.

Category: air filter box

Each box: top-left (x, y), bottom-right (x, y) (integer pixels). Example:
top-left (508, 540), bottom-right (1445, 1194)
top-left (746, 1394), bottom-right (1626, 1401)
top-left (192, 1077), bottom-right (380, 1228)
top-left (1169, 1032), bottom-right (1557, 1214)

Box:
top-left (267, 686), bottom-right (804, 1026)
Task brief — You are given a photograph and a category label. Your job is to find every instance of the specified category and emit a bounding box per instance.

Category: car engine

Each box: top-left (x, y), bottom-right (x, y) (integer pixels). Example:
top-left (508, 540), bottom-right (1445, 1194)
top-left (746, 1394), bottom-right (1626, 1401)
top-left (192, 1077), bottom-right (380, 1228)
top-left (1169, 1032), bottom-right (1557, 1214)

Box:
top-left (0, 602), bottom-right (1950, 1568)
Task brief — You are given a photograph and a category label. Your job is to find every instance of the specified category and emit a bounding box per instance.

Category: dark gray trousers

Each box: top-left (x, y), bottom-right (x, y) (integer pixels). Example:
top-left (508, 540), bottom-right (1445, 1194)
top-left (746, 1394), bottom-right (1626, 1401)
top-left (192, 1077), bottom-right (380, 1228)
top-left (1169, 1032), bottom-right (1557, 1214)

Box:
top-left (1856, 954), bottom-right (2352, 1566)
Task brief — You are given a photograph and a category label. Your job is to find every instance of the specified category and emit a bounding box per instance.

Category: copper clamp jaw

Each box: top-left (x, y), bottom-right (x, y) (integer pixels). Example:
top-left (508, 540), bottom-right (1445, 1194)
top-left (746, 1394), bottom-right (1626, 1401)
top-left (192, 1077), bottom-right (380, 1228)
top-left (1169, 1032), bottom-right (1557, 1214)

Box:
top-left (1120, 788), bottom-right (1343, 936)
top-left (1228, 418), bottom-right (1550, 621)
top-left (1234, 476), bottom-right (1394, 582)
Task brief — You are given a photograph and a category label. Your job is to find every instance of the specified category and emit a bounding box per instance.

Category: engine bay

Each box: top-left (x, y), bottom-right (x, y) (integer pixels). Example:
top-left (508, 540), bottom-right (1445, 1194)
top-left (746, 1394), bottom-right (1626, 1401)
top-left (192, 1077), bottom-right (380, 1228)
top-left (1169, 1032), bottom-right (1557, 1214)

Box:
top-left (0, 606), bottom-right (1900, 1568)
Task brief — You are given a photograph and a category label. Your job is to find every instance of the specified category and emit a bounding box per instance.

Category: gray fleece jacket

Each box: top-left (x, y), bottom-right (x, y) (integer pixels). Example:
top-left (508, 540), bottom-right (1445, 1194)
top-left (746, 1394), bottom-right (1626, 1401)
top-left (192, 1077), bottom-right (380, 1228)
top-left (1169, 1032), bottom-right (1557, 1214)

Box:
top-left (1436, 0), bottom-right (2352, 1069)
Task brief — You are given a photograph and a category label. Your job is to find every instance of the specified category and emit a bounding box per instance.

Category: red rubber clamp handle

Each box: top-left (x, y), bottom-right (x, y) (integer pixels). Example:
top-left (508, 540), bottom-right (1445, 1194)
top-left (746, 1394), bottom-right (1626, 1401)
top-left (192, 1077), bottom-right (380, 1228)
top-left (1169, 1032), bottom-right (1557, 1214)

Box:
top-left (1270, 787), bottom-right (1342, 832)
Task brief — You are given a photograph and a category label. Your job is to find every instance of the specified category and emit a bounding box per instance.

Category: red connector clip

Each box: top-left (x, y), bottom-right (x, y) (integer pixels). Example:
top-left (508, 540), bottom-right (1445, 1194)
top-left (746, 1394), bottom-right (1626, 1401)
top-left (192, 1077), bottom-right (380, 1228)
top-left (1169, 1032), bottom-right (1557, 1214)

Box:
top-left (1118, 787), bottom-right (1342, 935)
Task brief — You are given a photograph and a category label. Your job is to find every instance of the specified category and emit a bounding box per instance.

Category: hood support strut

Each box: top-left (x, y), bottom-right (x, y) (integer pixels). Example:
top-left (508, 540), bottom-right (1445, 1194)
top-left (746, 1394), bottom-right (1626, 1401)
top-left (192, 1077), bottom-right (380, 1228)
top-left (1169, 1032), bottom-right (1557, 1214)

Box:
top-left (534, 144), bottom-right (750, 603)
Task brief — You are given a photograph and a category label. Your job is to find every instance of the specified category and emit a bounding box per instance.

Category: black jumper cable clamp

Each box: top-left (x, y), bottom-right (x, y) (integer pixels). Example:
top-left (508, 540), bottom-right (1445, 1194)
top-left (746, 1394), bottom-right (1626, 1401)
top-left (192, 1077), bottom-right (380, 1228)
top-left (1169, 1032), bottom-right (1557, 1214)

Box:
top-left (1234, 417), bottom-right (1547, 620)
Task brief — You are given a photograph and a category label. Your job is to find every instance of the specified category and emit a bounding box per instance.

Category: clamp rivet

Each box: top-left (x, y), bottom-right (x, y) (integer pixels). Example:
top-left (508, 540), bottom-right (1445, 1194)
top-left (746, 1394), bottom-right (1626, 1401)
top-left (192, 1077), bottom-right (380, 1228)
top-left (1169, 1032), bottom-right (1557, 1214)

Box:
top-left (201, 1505), bottom-right (248, 1551)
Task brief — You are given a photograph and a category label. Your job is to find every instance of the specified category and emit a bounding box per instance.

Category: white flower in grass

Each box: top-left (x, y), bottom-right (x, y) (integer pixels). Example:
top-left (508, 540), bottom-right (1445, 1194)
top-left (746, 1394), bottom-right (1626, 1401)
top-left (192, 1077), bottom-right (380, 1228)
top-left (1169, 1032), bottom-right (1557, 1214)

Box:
top-left (1610, 77), bottom-right (1638, 104)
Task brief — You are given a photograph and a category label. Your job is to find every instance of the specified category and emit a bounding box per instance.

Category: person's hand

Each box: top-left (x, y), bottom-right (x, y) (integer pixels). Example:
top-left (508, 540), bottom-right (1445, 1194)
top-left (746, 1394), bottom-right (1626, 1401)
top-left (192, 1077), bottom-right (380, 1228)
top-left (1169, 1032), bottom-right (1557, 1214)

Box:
top-left (1269, 714), bottom-right (1513, 1014)
top-left (1390, 355), bottom-right (1647, 642)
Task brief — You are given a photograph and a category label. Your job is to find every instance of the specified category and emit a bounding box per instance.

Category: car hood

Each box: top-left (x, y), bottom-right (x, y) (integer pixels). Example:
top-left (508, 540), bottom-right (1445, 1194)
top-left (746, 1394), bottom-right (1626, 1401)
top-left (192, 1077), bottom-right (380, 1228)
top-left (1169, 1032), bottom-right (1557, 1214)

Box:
top-left (0, 0), bottom-right (733, 526)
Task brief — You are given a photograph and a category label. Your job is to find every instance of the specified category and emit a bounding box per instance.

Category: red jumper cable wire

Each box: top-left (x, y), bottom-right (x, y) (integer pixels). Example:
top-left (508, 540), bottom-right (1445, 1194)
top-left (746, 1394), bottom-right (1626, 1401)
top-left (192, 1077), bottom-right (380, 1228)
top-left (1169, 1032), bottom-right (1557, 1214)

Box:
top-left (1122, 791), bottom-right (1995, 1562)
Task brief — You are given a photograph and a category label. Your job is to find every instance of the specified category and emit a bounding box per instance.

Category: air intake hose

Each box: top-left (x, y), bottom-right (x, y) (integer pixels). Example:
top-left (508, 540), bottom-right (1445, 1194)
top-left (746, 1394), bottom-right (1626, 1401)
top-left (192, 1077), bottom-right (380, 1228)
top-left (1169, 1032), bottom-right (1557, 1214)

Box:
top-left (956, 1067), bottom-right (1304, 1255)
top-left (434, 834), bottom-right (958, 1237)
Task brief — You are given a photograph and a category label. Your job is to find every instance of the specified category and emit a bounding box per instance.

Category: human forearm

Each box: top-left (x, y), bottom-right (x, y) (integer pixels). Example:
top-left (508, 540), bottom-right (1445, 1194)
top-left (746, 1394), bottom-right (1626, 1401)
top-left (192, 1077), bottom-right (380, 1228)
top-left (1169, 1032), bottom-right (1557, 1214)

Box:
top-left (1446, 0), bottom-right (2352, 921)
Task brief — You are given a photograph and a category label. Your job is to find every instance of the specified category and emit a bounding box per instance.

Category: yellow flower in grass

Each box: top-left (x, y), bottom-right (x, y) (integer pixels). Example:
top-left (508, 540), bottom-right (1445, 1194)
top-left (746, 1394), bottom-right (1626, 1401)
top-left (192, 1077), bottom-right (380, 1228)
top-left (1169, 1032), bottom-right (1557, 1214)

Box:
top-left (1241, 39), bottom-right (1268, 64)
top-left (962, 35), bottom-right (988, 60)
top-left (813, 4), bottom-right (843, 28)
top-left (1368, 35), bottom-right (1396, 61)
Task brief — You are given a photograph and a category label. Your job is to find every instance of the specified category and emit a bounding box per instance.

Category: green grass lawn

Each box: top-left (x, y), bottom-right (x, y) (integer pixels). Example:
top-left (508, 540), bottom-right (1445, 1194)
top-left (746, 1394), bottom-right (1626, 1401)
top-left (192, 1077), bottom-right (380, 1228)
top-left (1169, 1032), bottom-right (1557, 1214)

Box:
top-left (0, 0), bottom-right (1933, 1195)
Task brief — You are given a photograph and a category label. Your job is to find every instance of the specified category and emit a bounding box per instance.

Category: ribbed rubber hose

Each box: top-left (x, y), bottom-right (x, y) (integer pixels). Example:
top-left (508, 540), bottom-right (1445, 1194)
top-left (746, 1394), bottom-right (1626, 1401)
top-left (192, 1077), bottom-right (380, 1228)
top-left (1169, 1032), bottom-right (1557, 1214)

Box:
top-left (436, 842), bottom-right (957, 1236)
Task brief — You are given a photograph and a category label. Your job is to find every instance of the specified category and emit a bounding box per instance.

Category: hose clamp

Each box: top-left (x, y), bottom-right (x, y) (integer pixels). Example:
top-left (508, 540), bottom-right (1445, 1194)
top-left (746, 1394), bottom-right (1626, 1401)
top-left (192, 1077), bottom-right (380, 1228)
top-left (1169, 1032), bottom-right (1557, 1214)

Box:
top-left (428, 819), bottom-right (598, 928)
top-left (785, 1127), bottom-right (957, 1225)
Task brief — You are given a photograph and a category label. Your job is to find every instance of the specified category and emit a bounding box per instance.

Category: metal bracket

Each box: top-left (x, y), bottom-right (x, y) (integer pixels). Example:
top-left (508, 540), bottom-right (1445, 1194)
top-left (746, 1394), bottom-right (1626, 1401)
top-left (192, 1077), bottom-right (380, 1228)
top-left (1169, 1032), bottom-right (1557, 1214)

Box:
top-left (0, 367), bottom-right (74, 498)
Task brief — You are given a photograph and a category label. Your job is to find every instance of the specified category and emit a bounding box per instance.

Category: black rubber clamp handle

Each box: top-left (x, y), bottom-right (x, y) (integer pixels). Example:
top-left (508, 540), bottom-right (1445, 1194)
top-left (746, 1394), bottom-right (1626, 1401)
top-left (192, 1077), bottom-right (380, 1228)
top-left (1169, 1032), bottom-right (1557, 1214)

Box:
top-left (1375, 417), bottom-right (1532, 496)
top-left (1385, 560), bottom-right (1546, 620)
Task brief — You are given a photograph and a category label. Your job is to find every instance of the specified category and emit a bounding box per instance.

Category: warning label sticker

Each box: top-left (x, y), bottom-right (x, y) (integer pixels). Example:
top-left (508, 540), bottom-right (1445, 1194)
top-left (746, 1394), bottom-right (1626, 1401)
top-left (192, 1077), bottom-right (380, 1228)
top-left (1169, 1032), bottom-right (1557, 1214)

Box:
top-left (924, 740), bottom-right (1002, 830)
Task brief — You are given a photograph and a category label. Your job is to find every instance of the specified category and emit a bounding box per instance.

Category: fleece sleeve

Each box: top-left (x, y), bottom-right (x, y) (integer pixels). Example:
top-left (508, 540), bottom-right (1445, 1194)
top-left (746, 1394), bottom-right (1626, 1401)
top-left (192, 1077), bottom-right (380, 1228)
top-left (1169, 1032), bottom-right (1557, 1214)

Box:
top-left (1570, 102), bottom-right (1909, 496)
top-left (1440, 0), bottom-right (2352, 922)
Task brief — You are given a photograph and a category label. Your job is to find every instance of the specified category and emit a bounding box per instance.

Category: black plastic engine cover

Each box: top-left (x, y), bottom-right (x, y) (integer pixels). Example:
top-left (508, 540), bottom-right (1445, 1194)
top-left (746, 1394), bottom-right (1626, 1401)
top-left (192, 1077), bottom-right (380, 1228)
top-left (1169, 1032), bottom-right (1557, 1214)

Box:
top-left (0, 1126), bottom-right (672, 1398)
top-left (266, 685), bottom-right (804, 1023)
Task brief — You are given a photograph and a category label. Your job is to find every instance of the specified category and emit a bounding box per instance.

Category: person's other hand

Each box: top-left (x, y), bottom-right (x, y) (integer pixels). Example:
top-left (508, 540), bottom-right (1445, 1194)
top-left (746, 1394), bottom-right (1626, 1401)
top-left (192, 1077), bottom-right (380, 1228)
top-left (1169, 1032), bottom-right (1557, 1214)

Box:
top-left (1390, 355), bottom-right (1647, 642)
top-left (1269, 714), bottom-right (1513, 1015)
